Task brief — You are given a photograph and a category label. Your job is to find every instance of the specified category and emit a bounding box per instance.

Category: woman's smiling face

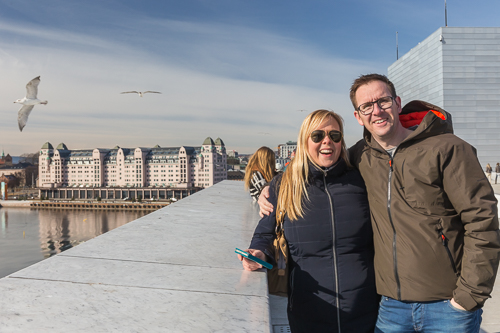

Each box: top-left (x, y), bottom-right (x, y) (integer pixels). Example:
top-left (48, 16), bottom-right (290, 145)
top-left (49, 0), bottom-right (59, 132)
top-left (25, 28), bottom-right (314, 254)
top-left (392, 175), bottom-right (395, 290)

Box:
top-left (307, 117), bottom-right (342, 168)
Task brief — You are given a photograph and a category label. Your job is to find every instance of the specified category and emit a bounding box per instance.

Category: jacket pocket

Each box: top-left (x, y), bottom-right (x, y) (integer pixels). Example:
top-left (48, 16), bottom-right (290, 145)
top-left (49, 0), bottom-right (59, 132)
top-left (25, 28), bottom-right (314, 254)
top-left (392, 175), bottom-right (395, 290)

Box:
top-left (437, 226), bottom-right (459, 277)
top-left (399, 153), bottom-right (448, 216)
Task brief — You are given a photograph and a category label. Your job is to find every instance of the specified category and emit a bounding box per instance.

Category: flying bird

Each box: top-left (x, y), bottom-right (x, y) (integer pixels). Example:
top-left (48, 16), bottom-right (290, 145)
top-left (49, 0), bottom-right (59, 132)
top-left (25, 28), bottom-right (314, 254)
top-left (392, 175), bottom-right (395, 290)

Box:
top-left (15, 76), bottom-right (48, 132)
top-left (120, 91), bottom-right (162, 97)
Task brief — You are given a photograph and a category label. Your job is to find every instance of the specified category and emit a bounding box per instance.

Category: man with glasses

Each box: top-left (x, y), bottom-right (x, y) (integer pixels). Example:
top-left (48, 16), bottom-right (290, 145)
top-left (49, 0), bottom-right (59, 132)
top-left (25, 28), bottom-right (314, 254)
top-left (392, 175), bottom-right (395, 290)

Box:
top-left (258, 74), bottom-right (500, 332)
top-left (348, 73), bottom-right (500, 332)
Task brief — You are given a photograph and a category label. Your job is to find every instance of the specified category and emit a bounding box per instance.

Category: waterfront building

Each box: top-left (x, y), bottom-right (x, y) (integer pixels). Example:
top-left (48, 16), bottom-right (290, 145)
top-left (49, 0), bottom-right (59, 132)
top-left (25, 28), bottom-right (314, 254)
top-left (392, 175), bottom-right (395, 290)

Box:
top-left (388, 27), bottom-right (500, 167)
top-left (227, 150), bottom-right (239, 158)
top-left (0, 162), bottom-right (37, 187)
top-left (38, 138), bottom-right (227, 196)
top-left (0, 150), bottom-right (13, 165)
top-left (238, 154), bottom-right (250, 164)
top-left (0, 174), bottom-right (16, 190)
top-left (278, 141), bottom-right (297, 159)
top-left (275, 157), bottom-right (289, 171)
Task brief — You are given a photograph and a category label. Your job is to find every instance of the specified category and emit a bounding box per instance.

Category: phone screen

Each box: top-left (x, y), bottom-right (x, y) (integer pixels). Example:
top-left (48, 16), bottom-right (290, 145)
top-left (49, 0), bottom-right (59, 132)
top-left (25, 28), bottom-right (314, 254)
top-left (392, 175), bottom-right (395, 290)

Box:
top-left (235, 248), bottom-right (273, 270)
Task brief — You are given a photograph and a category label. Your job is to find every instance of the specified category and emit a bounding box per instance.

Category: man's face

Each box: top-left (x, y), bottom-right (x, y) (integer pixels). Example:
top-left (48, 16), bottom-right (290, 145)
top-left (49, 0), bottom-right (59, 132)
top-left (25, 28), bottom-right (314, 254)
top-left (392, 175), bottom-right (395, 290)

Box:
top-left (353, 80), bottom-right (402, 143)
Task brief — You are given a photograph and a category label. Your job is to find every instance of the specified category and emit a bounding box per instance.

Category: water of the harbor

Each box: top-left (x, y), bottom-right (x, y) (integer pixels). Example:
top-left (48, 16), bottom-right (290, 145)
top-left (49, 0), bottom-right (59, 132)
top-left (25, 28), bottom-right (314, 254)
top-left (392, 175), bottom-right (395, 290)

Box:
top-left (0, 207), bottom-right (150, 278)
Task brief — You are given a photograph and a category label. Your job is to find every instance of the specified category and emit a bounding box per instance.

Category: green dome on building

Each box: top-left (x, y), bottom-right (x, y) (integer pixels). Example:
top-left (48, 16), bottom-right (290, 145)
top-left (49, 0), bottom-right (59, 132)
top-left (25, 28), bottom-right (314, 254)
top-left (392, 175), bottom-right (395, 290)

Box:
top-left (203, 137), bottom-right (214, 145)
top-left (214, 138), bottom-right (224, 146)
top-left (56, 143), bottom-right (68, 150)
top-left (41, 142), bottom-right (53, 149)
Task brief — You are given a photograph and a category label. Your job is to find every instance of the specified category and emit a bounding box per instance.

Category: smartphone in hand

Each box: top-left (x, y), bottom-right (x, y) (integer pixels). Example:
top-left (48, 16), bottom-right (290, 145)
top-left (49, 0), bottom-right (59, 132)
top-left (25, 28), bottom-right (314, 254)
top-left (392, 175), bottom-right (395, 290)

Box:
top-left (235, 248), bottom-right (273, 270)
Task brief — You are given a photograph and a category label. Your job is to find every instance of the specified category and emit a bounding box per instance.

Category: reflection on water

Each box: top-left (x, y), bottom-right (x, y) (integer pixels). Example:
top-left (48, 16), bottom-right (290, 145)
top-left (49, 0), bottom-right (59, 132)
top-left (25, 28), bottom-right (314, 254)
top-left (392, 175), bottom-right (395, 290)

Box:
top-left (0, 208), bottom-right (150, 278)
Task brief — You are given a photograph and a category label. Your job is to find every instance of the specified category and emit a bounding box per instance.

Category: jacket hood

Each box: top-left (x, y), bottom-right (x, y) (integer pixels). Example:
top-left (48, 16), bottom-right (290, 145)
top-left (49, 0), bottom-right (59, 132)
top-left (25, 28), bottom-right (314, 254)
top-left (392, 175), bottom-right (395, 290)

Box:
top-left (400, 100), bottom-right (453, 141)
top-left (362, 100), bottom-right (454, 148)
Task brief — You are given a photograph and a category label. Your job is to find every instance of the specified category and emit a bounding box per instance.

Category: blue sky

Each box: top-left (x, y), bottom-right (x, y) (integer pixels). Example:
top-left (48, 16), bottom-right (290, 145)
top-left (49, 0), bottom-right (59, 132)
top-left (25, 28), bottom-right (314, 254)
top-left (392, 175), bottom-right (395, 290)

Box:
top-left (1, 0), bottom-right (499, 155)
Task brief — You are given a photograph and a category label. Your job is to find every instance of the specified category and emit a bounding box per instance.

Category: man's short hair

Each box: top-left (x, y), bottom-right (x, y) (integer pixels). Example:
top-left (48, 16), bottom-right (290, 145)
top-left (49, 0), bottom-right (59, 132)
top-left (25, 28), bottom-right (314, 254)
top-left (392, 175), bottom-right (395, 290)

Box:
top-left (349, 74), bottom-right (397, 110)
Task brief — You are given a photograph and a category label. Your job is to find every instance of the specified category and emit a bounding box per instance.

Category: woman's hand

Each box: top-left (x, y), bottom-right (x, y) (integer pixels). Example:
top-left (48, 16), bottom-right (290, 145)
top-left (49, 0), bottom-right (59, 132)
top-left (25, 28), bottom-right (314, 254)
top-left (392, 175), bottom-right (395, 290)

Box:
top-left (237, 249), bottom-right (266, 271)
top-left (258, 186), bottom-right (274, 217)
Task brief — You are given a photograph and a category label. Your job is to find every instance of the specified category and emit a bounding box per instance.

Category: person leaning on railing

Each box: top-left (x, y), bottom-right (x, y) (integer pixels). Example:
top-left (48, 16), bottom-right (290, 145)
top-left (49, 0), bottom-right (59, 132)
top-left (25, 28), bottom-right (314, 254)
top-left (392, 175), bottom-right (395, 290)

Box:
top-left (243, 146), bottom-right (277, 202)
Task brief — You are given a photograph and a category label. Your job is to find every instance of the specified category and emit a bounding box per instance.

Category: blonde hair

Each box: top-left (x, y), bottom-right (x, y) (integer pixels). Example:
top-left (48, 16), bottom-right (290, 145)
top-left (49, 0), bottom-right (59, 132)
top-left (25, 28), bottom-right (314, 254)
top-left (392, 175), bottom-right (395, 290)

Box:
top-left (276, 110), bottom-right (350, 222)
top-left (244, 146), bottom-right (277, 190)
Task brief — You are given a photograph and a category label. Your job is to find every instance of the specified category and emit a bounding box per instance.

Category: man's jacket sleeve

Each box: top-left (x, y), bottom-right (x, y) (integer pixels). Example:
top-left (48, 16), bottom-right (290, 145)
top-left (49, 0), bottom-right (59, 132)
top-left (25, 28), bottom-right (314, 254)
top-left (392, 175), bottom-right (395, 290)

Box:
top-left (443, 141), bottom-right (500, 311)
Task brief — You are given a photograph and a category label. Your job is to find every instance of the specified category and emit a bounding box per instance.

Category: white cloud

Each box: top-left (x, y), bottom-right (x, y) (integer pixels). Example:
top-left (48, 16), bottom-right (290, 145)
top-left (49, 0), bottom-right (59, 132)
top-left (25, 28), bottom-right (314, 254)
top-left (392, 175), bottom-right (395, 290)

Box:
top-left (0, 11), bottom-right (383, 155)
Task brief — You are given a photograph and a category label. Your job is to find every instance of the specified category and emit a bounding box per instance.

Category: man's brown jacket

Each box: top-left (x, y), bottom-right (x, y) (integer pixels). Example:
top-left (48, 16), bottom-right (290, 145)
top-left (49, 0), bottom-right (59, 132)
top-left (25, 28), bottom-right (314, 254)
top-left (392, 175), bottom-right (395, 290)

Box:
top-left (350, 100), bottom-right (500, 311)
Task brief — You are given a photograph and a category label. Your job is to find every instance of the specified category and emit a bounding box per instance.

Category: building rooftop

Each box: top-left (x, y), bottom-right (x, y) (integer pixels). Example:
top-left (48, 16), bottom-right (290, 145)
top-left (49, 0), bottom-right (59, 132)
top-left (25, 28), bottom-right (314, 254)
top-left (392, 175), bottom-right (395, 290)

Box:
top-left (203, 137), bottom-right (215, 145)
top-left (41, 142), bottom-right (53, 149)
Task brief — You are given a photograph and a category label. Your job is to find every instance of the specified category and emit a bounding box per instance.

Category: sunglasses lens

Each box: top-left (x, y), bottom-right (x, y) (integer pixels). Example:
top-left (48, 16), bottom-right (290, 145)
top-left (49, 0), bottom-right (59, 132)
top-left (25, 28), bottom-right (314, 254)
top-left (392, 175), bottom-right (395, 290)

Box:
top-left (329, 131), bottom-right (342, 143)
top-left (310, 130), bottom-right (325, 143)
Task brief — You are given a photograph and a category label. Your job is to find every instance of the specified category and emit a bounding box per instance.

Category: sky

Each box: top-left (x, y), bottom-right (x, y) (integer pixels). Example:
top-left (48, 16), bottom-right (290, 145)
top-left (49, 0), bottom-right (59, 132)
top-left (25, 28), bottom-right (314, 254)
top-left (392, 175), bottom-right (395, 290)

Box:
top-left (1, 0), bottom-right (500, 155)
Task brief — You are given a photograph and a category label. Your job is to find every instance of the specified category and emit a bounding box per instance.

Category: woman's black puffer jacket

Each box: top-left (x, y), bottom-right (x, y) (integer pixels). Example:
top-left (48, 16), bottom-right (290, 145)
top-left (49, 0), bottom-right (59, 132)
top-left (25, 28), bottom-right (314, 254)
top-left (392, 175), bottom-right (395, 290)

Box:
top-left (250, 159), bottom-right (378, 333)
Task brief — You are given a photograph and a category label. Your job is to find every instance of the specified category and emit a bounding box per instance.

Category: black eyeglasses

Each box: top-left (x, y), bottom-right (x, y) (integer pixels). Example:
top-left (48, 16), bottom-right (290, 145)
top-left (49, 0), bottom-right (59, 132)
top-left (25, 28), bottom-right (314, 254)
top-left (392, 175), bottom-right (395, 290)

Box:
top-left (356, 96), bottom-right (395, 115)
top-left (310, 130), bottom-right (343, 143)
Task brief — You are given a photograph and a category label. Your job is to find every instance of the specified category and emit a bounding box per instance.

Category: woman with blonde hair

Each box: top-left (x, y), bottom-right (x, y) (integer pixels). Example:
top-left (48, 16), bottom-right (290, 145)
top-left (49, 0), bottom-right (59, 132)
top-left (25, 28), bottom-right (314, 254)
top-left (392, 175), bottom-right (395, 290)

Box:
top-left (486, 163), bottom-right (492, 183)
top-left (238, 110), bottom-right (378, 332)
top-left (244, 146), bottom-right (277, 201)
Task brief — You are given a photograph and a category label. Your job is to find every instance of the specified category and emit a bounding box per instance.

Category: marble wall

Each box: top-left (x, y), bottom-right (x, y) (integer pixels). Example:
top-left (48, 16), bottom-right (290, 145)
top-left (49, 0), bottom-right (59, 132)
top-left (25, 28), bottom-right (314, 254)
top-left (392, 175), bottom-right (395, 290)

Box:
top-left (389, 27), bottom-right (500, 168)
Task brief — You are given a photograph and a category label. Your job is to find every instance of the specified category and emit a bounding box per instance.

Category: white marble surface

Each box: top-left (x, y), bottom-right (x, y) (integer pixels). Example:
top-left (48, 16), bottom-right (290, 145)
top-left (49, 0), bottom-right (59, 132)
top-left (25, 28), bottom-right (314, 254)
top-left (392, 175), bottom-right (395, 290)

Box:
top-left (0, 278), bottom-right (269, 333)
top-left (480, 272), bottom-right (500, 333)
top-left (481, 193), bottom-right (500, 332)
top-left (55, 184), bottom-right (260, 269)
top-left (0, 181), bottom-right (273, 332)
top-left (10, 256), bottom-right (267, 296)
top-left (269, 295), bottom-right (288, 326)
top-left (1, 181), bottom-right (498, 332)
top-left (56, 215), bottom-right (256, 269)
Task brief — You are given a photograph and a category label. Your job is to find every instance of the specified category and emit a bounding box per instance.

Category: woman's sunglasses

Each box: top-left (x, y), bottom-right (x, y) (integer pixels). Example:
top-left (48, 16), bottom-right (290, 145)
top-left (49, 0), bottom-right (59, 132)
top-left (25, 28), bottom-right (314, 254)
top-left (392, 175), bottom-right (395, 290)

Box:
top-left (310, 130), bottom-right (343, 143)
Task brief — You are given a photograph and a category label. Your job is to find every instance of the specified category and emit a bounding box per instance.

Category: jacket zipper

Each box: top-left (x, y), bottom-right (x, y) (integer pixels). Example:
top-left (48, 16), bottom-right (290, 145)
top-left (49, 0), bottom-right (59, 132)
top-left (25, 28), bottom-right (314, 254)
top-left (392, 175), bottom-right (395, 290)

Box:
top-left (387, 158), bottom-right (402, 300)
top-left (370, 115), bottom-right (439, 301)
top-left (289, 266), bottom-right (295, 310)
top-left (438, 230), bottom-right (459, 277)
top-left (323, 171), bottom-right (341, 333)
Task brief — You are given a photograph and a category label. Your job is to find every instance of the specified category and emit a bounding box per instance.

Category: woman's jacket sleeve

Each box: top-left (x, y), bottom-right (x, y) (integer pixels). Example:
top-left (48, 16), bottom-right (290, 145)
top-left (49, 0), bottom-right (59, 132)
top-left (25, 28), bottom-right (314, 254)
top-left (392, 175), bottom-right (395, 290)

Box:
top-left (249, 176), bottom-right (281, 264)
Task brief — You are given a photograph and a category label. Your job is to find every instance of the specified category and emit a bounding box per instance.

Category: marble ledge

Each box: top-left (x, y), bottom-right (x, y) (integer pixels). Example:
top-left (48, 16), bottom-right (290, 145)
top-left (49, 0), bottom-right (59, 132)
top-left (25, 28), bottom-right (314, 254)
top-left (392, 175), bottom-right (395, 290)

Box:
top-left (0, 181), bottom-right (272, 333)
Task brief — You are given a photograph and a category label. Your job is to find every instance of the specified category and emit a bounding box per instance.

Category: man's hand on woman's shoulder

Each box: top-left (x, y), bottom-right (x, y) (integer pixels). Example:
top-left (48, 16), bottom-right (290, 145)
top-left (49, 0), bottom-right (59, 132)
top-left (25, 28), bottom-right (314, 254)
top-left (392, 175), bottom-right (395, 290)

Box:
top-left (258, 186), bottom-right (273, 217)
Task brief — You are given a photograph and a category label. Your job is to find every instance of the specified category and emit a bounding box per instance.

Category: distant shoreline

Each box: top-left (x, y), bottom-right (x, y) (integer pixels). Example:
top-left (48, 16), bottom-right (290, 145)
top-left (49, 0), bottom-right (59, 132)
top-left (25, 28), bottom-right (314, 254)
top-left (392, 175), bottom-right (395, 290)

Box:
top-left (0, 200), bottom-right (170, 211)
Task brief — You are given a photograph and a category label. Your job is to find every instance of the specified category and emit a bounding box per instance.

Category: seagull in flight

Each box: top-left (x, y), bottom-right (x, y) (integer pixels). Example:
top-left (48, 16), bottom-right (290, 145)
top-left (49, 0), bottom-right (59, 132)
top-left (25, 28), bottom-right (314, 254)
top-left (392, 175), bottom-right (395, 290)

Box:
top-left (120, 91), bottom-right (162, 97)
top-left (15, 76), bottom-right (48, 132)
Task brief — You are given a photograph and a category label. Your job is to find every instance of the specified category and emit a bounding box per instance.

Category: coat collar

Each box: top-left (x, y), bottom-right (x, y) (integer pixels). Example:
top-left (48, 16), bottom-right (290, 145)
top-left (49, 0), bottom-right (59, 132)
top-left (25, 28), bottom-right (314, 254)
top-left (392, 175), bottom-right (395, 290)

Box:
top-left (308, 158), bottom-right (347, 184)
